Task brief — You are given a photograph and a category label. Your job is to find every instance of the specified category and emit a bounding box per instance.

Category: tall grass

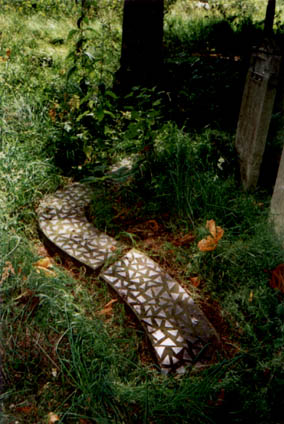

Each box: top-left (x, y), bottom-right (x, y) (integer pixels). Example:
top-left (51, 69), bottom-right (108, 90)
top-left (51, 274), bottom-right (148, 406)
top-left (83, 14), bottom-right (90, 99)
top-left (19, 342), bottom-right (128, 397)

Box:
top-left (0, 1), bottom-right (284, 423)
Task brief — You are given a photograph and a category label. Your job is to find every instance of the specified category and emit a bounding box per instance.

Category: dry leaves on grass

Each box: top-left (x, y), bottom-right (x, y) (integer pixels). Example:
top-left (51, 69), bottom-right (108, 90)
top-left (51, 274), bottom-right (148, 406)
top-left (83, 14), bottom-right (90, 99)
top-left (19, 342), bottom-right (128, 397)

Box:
top-left (33, 257), bottom-right (56, 277)
top-left (97, 299), bottom-right (118, 316)
top-left (198, 220), bottom-right (224, 252)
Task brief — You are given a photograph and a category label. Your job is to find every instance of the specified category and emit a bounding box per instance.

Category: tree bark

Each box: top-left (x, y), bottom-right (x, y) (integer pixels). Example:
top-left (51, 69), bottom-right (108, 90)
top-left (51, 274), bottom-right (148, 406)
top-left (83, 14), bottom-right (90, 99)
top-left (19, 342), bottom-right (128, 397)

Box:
top-left (116, 0), bottom-right (164, 90)
top-left (264, 0), bottom-right (276, 37)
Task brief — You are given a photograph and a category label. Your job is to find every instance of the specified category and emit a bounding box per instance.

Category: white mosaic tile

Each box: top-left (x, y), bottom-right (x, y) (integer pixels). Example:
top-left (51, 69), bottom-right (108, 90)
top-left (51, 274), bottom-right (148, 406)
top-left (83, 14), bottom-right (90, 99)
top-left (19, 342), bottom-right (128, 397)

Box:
top-left (36, 183), bottom-right (120, 270)
top-left (101, 248), bottom-right (218, 373)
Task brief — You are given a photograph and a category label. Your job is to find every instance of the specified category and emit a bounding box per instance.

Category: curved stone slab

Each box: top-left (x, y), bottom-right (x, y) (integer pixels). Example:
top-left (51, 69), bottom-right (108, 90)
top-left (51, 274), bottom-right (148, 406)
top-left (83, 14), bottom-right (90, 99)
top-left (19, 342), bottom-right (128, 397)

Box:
top-left (37, 183), bottom-right (218, 373)
top-left (37, 183), bottom-right (119, 270)
top-left (101, 249), bottom-right (218, 373)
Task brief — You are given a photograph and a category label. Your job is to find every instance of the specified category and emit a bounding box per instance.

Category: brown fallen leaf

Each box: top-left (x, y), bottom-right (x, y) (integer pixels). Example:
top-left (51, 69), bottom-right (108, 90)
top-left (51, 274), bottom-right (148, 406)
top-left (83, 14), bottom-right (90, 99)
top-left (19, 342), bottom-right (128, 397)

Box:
top-left (190, 276), bottom-right (201, 288)
top-left (146, 220), bottom-right (159, 232)
top-left (48, 412), bottom-right (60, 423)
top-left (198, 220), bottom-right (224, 252)
top-left (97, 299), bottom-right (118, 316)
top-left (15, 405), bottom-right (35, 414)
top-left (33, 257), bottom-right (56, 277)
top-left (173, 233), bottom-right (195, 246)
top-left (49, 108), bottom-right (56, 122)
top-left (34, 257), bottom-right (52, 268)
top-left (269, 264), bottom-right (284, 294)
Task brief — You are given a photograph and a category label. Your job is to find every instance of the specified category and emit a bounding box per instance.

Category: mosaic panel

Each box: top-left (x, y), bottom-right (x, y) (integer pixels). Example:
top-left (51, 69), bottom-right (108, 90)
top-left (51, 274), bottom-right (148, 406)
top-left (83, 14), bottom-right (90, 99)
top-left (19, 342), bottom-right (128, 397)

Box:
top-left (101, 249), bottom-right (218, 373)
top-left (37, 183), bottom-right (119, 270)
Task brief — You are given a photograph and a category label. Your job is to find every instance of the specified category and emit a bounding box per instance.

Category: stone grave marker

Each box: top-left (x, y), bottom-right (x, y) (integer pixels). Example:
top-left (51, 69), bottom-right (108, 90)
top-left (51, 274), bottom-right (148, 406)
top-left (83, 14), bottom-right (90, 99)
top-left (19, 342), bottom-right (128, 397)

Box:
top-left (235, 43), bottom-right (281, 191)
top-left (270, 146), bottom-right (284, 239)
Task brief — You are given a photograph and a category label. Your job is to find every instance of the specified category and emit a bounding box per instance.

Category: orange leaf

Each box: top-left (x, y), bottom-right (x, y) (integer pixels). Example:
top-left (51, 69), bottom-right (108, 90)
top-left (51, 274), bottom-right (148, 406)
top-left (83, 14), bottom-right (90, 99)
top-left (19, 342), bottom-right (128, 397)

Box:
top-left (198, 237), bottom-right (218, 252)
top-left (34, 257), bottom-right (52, 269)
top-left (6, 48), bottom-right (11, 58)
top-left (33, 257), bottom-right (56, 277)
top-left (190, 276), bottom-right (201, 287)
top-left (97, 299), bottom-right (118, 315)
top-left (48, 412), bottom-right (60, 424)
top-left (206, 219), bottom-right (224, 241)
top-left (15, 405), bottom-right (34, 414)
top-left (198, 220), bottom-right (224, 252)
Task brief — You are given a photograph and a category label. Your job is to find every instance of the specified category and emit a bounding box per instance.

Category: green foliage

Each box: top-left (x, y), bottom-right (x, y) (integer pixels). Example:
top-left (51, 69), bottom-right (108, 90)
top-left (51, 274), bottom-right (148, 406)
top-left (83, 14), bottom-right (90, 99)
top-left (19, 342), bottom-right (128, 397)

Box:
top-left (1, 1), bottom-right (284, 423)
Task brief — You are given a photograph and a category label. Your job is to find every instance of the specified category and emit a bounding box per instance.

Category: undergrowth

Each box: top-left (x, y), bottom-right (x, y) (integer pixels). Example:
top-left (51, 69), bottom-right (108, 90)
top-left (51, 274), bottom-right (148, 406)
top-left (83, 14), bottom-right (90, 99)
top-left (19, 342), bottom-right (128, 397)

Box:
top-left (0, 1), bottom-right (284, 423)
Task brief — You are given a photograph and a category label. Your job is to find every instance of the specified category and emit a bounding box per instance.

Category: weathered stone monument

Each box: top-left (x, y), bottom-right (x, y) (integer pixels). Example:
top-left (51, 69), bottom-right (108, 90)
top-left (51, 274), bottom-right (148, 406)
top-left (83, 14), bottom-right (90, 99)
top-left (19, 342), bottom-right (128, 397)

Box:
top-left (271, 147), bottom-right (284, 239)
top-left (115, 0), bottom-right (164, 90)
top-left (235, 43), bottom-right (281, 191)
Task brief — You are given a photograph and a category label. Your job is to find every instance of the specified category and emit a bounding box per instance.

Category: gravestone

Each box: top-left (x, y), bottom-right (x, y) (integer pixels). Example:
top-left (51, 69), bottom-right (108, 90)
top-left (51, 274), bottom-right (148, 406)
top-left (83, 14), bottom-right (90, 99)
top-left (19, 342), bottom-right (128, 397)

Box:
top-left (115, 0), bottom-right (164, 89)
top-left (270, 146), bottom-right (284, 239)
top-left (235, 43), bottom-right (281, 191)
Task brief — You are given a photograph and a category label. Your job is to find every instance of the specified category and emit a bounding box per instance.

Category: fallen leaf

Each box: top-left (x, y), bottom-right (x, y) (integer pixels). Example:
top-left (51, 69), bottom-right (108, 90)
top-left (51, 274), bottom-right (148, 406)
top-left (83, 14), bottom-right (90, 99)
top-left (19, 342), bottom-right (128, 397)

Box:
top-left (97, 298), bottom-right (118, 316)
top-left (48, 108), bottom-right (56, 122)
top-left (33, 257), bottom-right (56, 277)
top-left (34, 257), bottom-right (52, 269)
top-left (206, 219), bottom-right (224, 242)
top-left (269, 264), bottom-right (284, 294)
top-left (190, 276), bottom-right (201, 288)
top-left (173, 233), bottom-right (195, 246)
top-left (36, 267), bottom-right (57, 277)
top-left (198, 220), bottom-right (224, 252)
top-left (146, 220), bottom-right (159, 232)
top-left (6, 48), bottom-right (11, 58)
top-left (15, 405), bottom-right (34, 414)
top-left (48, 412), bottom-right (60, 423)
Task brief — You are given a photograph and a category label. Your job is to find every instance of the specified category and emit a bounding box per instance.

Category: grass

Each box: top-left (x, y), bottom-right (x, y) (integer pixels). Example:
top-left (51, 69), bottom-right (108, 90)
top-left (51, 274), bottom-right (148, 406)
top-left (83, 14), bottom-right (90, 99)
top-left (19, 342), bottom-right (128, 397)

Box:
top-left (0, 1), bottom-right (284, 423)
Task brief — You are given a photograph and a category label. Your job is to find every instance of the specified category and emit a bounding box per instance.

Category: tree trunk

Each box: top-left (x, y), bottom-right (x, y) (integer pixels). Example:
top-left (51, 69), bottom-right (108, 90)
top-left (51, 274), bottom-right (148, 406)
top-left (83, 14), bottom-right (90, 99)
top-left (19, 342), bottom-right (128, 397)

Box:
top-left (264, 0), bottom-right (276, 37)
top-left (116, 0), bottom-right (164, 90)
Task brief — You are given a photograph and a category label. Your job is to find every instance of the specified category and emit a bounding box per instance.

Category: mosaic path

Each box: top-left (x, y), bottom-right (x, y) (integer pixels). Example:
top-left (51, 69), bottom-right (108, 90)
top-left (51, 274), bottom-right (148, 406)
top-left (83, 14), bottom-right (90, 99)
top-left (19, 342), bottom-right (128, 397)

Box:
top-left (37, 183), bottom-right (218, 373)
top-left (101, 249), bottom-right (217, 373)
top-left (37, 183), bottom-right (120, 270)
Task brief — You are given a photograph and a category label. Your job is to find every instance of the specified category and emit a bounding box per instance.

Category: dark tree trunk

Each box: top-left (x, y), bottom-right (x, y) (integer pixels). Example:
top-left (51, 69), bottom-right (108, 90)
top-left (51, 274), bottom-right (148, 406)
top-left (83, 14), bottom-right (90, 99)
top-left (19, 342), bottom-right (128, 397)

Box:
top-left (264, 0), bottom-right (276, 37)
top-left (116, 0), bottom-right (164, 90)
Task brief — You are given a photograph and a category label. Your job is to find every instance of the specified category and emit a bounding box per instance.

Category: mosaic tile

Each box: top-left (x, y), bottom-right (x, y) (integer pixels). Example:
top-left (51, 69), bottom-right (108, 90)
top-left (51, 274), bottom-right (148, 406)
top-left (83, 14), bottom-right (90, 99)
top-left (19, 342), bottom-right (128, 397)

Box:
top-left (37, 183), bottom-right (119, 270)
top-left (101, 248), bottom-right (218, 373)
